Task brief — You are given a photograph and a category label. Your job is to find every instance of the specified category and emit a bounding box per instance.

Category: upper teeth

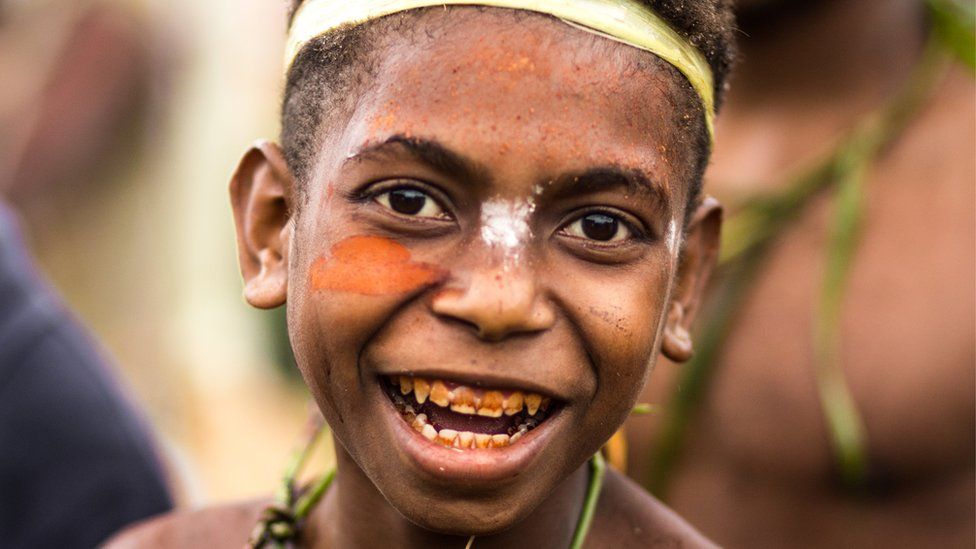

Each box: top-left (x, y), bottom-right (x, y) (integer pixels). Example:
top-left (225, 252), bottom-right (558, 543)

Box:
top-left (395, 375), bottom-right (549, 417)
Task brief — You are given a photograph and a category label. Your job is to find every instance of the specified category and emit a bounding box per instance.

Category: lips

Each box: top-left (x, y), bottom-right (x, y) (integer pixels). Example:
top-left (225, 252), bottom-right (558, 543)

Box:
top-left (383, 376), bottom-right (555, 450)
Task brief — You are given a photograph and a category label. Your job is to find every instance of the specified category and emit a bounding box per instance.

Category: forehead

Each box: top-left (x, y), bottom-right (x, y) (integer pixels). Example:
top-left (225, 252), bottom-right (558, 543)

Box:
top-left (327, 8), bottom-right (693, 200)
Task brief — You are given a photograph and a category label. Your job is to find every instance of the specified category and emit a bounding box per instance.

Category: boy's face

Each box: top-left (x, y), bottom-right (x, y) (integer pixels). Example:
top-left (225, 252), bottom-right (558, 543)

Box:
top-left (232, 9), bottom-right (719, 535)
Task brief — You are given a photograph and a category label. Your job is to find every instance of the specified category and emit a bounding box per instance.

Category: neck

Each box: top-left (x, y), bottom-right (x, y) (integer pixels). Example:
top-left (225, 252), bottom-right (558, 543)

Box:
top-left (306, 441), bottom-right (590, 549)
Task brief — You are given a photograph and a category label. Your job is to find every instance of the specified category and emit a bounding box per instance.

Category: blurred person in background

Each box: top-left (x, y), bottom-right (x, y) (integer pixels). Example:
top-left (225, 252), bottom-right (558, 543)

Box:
top-left (5, 0), bottom-right (330, 513)
top-left (0, 203), bottom-right (173, 548)
top-left (627, 0), bottom-right (975, 546)
top-left (0, 1), bottom-right (173, 546)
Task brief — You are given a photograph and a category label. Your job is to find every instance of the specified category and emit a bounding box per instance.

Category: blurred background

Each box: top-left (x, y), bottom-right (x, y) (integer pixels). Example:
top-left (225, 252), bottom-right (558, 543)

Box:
top-left (0, 0), bottom-right (973, 546)
top-left (0, 0), bottom-right (316, 505)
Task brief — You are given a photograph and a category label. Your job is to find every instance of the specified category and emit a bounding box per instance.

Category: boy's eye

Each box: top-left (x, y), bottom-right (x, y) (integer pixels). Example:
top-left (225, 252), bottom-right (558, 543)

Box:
top-left (562, 212), bottom-right (632, 242)
top-left (375, 188), bottom-right (447, 219)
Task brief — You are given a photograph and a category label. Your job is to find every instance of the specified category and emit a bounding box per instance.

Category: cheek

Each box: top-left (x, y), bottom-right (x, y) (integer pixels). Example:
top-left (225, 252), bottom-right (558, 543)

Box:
top-left (583, 270), bottom-right (672, 387)
top-left (291, 235), bottom-right (450, 420)
top-left (310, 235), bottom-right (448, 295)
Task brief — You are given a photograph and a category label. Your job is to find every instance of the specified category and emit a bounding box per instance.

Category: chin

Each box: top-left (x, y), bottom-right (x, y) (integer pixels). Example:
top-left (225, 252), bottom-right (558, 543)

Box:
top-left (402, 495), bottom-right (532, 536)
top-left (333, 372), bottom-right (588, 537)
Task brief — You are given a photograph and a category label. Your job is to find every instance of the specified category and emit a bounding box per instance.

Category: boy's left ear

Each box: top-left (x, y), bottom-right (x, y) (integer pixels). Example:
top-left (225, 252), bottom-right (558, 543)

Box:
top-left (229, 140), bottom-right (295, 309)
top-left (661, 196), bottom-right (723, 363)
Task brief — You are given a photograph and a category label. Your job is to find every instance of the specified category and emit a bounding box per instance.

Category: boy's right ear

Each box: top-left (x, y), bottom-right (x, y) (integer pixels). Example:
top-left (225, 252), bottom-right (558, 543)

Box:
top-left (229, 141), bottom-right (295, 309)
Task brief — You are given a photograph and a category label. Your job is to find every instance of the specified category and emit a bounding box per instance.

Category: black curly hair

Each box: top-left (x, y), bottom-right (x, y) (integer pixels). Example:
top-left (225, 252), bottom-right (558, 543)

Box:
top-left (280, 1), bottom-right (737, 221)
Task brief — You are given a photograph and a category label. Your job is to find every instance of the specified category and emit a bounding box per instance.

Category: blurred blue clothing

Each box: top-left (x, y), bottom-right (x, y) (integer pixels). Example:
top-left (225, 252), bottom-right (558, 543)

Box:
top-left (0, 203), bottom-right (173, 548)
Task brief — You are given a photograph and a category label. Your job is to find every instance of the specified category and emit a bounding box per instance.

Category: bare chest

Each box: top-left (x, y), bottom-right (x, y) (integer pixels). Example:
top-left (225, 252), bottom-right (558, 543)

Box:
top-left (695, 78), bottom-right (975, 480)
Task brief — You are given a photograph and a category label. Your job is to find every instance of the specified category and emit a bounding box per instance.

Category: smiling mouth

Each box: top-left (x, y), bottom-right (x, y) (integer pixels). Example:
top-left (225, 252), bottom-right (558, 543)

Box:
top-left (383, 376), bottom-right (556, 450)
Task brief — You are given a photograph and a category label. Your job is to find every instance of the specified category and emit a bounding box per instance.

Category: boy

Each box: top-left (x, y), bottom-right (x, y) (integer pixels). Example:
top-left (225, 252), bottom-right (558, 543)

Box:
top-left (111, 0), bottom-right (735, 546)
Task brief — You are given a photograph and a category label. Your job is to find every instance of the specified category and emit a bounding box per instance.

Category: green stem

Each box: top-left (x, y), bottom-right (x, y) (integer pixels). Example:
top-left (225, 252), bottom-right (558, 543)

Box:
top-left (570, 453), bottom-right (607, 549)
top-left (276, 418), bottom-right (327, 506)
top-left (812, 133), bottom-right (871, 484)
top-left (631, 403), bottom-right (659, 415)
top-left (294, 467), bottom-right (336, 520)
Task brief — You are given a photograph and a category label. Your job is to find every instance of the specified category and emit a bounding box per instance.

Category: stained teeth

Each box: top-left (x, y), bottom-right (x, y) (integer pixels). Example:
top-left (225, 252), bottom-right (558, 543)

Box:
top-left (414, 379), bottom-right (430, 404)
top-left (503, 392), bottom-right (524, 416)
top-left (453, 386), bottom-right (476, 408)
top-left (399, 376), bottom-right (413, 395)
top-left (490, 434), bottom-right (510, 448)
top-left (391, 375), bottom-right (554, 449)
top-left (389, 376), bottom-right (552, 419)
top-left (430, 381), bottom-right (451, 407)
top-left (438, 428), bottom-right (459, 446)
top-left (477, 391), bottom-right (504, 417)
top-left (451, 404), bottom-right (476, 414)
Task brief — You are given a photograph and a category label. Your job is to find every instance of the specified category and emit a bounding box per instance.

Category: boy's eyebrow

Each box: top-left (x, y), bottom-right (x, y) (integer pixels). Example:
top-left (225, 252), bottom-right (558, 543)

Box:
top-left (551, 166), bottom-right (671, 211)
top-left (347, 134), bottom-right (490, 183)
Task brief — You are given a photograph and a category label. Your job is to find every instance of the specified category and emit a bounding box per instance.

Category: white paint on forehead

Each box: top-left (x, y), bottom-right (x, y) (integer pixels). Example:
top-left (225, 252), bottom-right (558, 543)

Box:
top-left (480, 199), bottom-right (535, 263)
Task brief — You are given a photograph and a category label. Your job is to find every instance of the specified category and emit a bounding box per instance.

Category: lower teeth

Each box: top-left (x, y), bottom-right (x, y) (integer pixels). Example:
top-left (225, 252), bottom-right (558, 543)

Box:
top-left (390, 386), bottom-right (544, 449)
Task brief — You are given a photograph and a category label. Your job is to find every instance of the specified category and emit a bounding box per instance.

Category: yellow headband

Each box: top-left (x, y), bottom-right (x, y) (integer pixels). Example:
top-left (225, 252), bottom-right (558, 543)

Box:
top-left (286, 0), bottom-right (715, 138)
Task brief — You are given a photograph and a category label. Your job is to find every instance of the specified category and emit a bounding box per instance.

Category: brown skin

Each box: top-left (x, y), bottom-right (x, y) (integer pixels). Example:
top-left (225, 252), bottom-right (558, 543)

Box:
top-left (109, 473), bottom-right (716, 548)
top-left (628, 0), bottom-right (975, 547)
top-left (109, 9), bottom-right (721, 548)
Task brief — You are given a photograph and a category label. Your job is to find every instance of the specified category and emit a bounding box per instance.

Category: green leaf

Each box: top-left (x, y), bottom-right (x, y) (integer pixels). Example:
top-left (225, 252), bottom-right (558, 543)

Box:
top-left (631, 403), bottom-right (659, 415)
top-left (812, 149), bottom-right (870, 487)
top-left (928, 0), bottom-right (976, 71)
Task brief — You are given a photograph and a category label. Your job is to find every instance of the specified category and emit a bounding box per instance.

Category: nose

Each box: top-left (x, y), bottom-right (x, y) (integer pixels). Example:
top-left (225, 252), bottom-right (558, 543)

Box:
top-left (431, 263), bottom-right (556, 341)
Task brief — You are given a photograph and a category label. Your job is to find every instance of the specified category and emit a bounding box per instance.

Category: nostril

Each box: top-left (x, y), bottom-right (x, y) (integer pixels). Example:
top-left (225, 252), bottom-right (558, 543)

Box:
top-left (430, 287), bottom-right (481, 331)
top-left (438, 311), bottom-right (483, 336)
top-left (430, 271), bottom-right (554, 341)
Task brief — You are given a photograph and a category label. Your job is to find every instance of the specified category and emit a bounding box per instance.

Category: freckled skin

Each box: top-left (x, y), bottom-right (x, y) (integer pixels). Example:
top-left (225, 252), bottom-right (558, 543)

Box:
top-left (109, 8), bottom-right (721, 549)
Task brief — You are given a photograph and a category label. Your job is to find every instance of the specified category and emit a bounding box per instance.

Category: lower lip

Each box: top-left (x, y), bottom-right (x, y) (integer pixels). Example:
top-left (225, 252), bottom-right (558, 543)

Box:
top-left (376, 381), bottom-right (566, 484)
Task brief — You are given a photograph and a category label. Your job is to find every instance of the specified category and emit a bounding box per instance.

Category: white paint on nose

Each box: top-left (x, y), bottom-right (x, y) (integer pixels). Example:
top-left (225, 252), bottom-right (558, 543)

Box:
top-left (480, 199), bottom-right (535, 264)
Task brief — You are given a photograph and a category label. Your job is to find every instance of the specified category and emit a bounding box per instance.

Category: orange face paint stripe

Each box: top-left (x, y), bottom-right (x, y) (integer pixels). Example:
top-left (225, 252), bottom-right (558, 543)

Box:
top-left (310, 235), bottom-right (447, 296)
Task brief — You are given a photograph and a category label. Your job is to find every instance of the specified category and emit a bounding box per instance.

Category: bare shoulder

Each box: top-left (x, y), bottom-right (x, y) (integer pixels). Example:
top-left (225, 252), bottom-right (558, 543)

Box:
top-left (589, 469), bottom-right (717, 548)
top-left (103, 498), bottom-right (271, 548)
